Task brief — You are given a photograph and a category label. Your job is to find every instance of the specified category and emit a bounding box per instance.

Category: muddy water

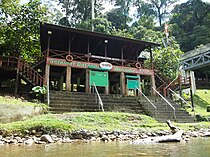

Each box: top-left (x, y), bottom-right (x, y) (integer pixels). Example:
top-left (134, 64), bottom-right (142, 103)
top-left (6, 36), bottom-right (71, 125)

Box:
top-left (1, 138), bottom-right (210, 157)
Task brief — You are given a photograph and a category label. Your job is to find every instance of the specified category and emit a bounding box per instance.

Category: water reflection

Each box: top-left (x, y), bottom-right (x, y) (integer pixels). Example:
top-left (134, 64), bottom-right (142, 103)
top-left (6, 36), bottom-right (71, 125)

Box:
top-left (1, 138), bottom-right (210, 157)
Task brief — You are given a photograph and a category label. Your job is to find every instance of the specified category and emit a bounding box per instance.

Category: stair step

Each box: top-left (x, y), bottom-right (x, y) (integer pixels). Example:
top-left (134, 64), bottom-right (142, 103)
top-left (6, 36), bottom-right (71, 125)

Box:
top-left (49, 91), bottom-right (195, 123)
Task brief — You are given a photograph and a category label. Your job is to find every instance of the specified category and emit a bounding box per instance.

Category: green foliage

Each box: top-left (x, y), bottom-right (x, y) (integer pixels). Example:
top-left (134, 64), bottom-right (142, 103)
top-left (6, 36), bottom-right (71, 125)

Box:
top-left (0, 112), bottom-right (209, 134)
top-left (76, 17), bottom-right (112, 34)
top-left (58, 0), bottom-right (104, 27)
top-left (0, 96), bottom-right (47, 108)
top-left (0, 0), bottom-right (48, 60)
top-left (134, 0), bottom-right (178, 26)
top-left (152, 46), bottom-right (183, 79)
top-left (32, 86), bottom-right (47, 98)
top-left (170, 0), bottom-right (210, 51)
top-left (0, 115), bottom-right (75, 134)
top-left (186, 89), bottom-right (210, 121)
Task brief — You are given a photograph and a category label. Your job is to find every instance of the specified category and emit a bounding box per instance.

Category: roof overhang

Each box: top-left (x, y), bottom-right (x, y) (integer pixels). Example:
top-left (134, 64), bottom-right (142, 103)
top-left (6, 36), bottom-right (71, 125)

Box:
top-left (40, 23), bottom-right (160, 60)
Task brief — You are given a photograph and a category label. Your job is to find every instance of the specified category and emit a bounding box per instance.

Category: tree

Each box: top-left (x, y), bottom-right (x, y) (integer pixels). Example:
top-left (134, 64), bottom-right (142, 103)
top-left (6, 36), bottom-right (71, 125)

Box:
top-left (107, 8), bottom-right (129, 30)
top-left (106, 0), bottom-right (133, 29)
top-left (134, 0), bottom-right (178, 26)
top-left (58, 0), bottom-right (104, 27)
top-left (170, 0), bottom-right (210, 52)
top-left (0, 0), bottom-right (48, 60)
top-left (76, 17), bottom-right (112, 34)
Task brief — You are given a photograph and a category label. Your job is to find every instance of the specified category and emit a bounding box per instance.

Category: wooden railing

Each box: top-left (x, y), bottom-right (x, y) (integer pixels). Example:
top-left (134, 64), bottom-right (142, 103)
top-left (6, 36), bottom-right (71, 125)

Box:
top-left (163, 75), bottom-right (191, 97)
top-left (46, 49), bottom-right (147, 69)
top-left (0, 55), bottom-right (44, 86)
top-left (0, 56), bottom-right (18, 68)
top-left (19, 60), bottom-right (44, 86)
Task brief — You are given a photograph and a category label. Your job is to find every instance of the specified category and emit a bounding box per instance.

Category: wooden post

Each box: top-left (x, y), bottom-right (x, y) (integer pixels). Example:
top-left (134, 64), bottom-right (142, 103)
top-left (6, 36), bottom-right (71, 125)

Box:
top-left (47, 33), bottom-right (51, 57)
top-left (149, 46), bottom-right (153, 70)
top-left (59, 76), bottom-right (64, 91)
top-left (66, 66), bottom-right (71, 91)
top-left (137, 74), bottom-right (142, 96)
top-left (151, 73), bottom-right (156, 96)
top-left (105, 85), bottom-right (109, 94)
top-left (121, 47), bottom-right (124, 66)
top-left (189, 76), bottom-right (195, 111)
top-left (44, 64), bottom-right (50, 86)
top-left (14, 55), bottom-right (21, 95)
top-left (85, 69), bottom-right (90, 93)
top-left (68, 34), bottom-right (71, 53)
top-left (120, 72), bottom-right (126, 95)
top-left (116, 83), bottom-right (119, 94)
top-left (44, 64), bottom-right (50, 105)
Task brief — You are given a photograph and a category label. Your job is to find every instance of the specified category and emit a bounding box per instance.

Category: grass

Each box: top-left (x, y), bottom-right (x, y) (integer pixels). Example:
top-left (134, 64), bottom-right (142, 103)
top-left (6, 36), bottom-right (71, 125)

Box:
top-left (0, 95), bottom-right (48, 108)
top-left (0, 112), bottom-right (167, 134)
top-left (0, 112), bottom-right (209, 135)
top-left (186, 89), bottom-right (210, 118)
top-left (0, 91), bottom-right (210, 135)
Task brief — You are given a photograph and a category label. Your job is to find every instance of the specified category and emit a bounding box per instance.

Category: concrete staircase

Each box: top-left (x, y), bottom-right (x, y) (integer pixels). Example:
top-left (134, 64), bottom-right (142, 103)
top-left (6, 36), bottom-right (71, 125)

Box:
top-left (138, 97), bottom-right (195, 123)
top-left (49, 91), bottom-right (195, 123)
top-left (49, 91), bottom-right (144, 114)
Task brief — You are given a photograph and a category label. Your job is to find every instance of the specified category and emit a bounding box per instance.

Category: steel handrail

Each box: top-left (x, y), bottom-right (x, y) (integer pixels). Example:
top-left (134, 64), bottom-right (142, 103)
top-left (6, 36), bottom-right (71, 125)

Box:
top-left (152, 87), bottom-right (176, 121)
top-left (136, 87), bottom-right (157, 118)
top-left (168, 88), bottom-right (192, 108)
top-left (93, 83), bottom-right (104, 112)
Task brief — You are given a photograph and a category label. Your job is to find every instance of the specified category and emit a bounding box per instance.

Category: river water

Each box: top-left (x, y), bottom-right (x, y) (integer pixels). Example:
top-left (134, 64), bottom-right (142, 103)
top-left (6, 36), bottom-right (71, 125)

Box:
top-left (1, 138), bottom-right (210, 157)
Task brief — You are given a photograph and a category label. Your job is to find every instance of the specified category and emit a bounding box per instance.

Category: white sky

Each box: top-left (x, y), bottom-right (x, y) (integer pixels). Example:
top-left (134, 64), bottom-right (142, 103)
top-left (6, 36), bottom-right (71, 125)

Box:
top-left (20, 0), bottom-right (210, 13)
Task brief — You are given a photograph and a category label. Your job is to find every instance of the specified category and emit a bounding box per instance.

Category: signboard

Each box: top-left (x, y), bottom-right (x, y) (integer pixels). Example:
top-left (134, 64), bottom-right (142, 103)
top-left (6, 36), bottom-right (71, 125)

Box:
top-left (90, 70), bottom-right (108, 87)
top-left (99, 62), bottom-right (113, 70)
top-left (47, 58), bottom-right (154, 75)
top-left (127, 79), bottom-right (139, 89)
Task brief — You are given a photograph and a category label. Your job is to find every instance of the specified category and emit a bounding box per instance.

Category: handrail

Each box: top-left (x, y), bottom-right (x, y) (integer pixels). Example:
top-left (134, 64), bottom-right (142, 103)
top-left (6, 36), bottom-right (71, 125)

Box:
top-left (136, 87), bottom-right (157, 118)
top-left (19, 60), bottom-right (44, 86)
top-left (152, 87), bottom-right (176, 121)
top-left (93, 83), bottom-right (104, 112)
top-left (165, 75), bottom-right (179, 90)
top-left (164, 75), bottom-right (179, 97)
top-left (168, 88), bottom-right (192, 108)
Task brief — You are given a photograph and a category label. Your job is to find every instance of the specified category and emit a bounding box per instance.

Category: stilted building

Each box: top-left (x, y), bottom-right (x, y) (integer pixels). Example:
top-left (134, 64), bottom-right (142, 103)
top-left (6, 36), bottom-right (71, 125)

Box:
top-left (40, 23), bottom-right (159, 95)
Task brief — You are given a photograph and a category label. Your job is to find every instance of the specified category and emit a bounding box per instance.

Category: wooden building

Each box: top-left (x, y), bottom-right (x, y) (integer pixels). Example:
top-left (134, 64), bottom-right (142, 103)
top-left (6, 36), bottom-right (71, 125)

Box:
top-left (41, 23), bottom-right (159, 96)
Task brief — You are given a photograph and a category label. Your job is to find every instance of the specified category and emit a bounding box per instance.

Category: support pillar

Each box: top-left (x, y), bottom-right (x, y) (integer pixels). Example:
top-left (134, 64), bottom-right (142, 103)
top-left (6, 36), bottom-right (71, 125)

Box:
top-left (151, 73), bottom-right (156, 96)
top-left (137, 74), bottom-right (142, 96)
top-left (116, 83), bottom-right (119, 94)
top-left (85, 69), bottom-right (90, 93)
top-left (66, 66), bottom-right (71, 91)
top-left (58, 76), bottom-right (64, 91)
top-left (44, 64), bottom-right (50, 86)
top-left (44, 64), bottom-right (50, 105)
top-left (105, 85), bottom-right (109, 94)
top-left (120, 72), bottom-right (126, 95)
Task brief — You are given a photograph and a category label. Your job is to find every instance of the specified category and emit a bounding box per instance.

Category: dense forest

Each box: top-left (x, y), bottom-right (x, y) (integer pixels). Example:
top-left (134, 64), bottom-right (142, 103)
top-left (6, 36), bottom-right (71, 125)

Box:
top-left (0, 0), bottom-right (210, 78)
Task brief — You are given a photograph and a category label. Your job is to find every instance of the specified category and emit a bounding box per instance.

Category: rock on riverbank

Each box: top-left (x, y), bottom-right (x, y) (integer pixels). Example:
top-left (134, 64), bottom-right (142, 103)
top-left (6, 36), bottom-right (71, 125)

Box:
top-left (0, 103), bottom-right (46, 123)
top-left (0, 129), bottom-right (209, 145)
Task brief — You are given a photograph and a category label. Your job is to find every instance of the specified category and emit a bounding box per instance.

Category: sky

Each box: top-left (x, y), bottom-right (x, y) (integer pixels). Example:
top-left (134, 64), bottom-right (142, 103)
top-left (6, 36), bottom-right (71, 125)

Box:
top-left (19, 0), bottom-right (210, 14)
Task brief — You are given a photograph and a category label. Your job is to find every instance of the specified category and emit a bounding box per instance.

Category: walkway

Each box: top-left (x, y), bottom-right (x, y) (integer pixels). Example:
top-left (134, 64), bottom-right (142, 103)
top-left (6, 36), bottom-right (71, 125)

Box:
top-left (180, 43), bottom-right (210, 70)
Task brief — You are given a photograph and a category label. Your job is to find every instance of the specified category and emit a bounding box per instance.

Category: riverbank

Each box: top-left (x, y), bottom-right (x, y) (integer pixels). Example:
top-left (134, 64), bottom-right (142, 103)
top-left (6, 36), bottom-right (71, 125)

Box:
top-left (0, 112), bottom-right (210, 145)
